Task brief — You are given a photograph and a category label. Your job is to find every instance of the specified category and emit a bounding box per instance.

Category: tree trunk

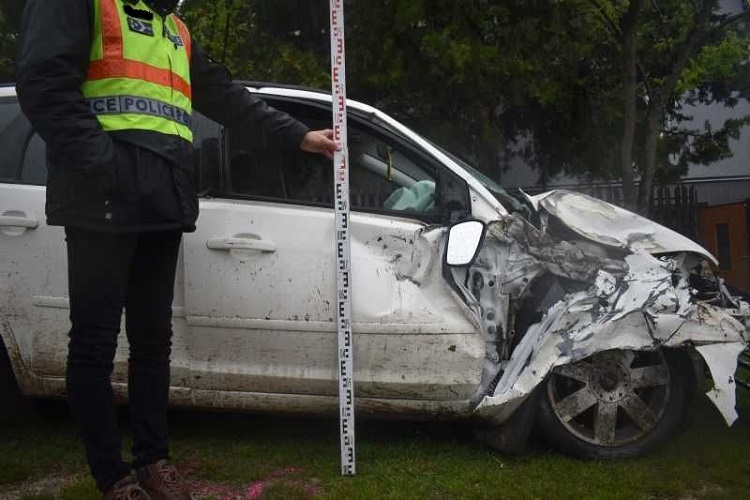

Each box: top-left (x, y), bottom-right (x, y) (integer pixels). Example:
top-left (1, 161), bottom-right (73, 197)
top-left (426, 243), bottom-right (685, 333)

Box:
top-left (222, 0), bottom-right (233, 62)
top-left (638, 106), bottom-right (661, 215)
top-left (637, 0), bottom-right (714, 214)
top-left (619, 0), bottom-right (641, 211)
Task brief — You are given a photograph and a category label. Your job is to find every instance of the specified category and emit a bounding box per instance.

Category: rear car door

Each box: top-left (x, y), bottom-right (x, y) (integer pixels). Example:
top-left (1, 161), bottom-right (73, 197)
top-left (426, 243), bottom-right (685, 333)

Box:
top-left (0, 94), bottom-right (219, 398)
top-left (0, 92), bottom-right (70, 391)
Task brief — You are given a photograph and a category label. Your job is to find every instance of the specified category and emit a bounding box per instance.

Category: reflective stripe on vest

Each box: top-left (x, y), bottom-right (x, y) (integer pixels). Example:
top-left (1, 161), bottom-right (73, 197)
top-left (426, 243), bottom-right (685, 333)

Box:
top-left (82, 0), bottom-right (193, 142)
top-left (85, 95), bottom-right (192, 127)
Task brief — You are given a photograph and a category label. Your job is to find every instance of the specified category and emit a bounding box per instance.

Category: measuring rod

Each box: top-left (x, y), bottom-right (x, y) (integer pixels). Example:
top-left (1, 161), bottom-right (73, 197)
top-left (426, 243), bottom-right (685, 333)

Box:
top-left (330, 0), bottom-right (355, 476)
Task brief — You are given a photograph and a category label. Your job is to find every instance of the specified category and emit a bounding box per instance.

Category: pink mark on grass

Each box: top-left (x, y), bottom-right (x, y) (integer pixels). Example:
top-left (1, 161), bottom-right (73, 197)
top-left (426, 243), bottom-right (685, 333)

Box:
top-left (191, 466), bottom-right (322, 500)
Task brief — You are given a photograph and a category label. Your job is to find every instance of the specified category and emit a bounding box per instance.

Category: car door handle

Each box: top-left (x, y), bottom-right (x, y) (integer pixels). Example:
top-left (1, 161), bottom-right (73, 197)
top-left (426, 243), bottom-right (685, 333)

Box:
top-left (0, 215), bottom-right (39, 229)
top-left (206, 237), bottom-right (276, 253)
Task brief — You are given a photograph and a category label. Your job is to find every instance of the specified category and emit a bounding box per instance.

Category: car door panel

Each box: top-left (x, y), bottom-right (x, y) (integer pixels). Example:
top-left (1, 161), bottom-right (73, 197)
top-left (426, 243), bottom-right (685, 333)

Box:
top-left (1, 183), bottom-right (70, 387)
top-left (180, 198), bottom-right (482, 400)
top-left (177, 97), bottom-right (484, 401)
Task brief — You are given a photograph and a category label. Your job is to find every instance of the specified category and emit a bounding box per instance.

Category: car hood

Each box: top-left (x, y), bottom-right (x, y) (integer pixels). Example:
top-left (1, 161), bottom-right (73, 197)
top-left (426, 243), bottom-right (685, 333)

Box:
top-left (522, 189), bottom-right (718, 265)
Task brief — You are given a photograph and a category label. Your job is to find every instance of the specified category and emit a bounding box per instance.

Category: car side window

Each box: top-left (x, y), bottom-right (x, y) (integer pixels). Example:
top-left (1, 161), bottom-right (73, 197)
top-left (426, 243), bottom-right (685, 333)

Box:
top-left (224, 99), bottom-right (448, 221)
top-left (287, 125), bottom-right (438, 213)
top-left (21, 134), bottom-right (47, 185)
top-left (192, 111), bottom-right (224, 195)
top-left (0, 98), bottom-right (36, 183)
top-left (227, 125), bottom-right (289, 199)
top-left (1, 98), bottom-right (224, 190)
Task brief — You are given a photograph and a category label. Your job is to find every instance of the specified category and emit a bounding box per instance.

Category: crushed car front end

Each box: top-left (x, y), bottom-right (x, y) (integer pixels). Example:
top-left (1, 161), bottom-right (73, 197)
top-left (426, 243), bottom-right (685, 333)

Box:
top-left (443, 189), bottom-right (749, 457)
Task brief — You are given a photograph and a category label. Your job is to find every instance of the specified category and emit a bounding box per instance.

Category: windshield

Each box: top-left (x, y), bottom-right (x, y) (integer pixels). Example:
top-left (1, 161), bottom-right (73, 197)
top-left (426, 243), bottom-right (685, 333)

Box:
top-left (440, 149), bottom-right (509, 196)
top-left (429, 141), bottom-right (529, 214)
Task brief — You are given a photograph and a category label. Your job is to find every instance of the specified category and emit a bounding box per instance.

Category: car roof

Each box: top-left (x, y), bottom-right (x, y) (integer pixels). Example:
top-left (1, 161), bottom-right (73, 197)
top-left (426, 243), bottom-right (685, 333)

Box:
top-left (243, 81), bottom-right (383, 117)
top-left (0, 81), bottom-right (383, 119)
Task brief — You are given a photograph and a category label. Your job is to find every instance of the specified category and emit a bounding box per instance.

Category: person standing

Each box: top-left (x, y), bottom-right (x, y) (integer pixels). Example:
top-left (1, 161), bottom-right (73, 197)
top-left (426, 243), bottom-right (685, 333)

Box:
top-left (16, 0), bottom-right (339, 498)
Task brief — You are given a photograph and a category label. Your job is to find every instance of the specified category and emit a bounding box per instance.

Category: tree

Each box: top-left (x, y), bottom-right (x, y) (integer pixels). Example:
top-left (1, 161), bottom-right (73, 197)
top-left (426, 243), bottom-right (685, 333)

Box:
top-left (0, 0), bottom-right (22, 83)
top-left (179, 0), bottom-right (330, 87)
top-left (344, 0), bottom-right (614, 182)
top-left (345, 1), bottom-right (750, 215)
top-left (582, 0), bottom-right (750, 212)
top-left (638, 1), bottom-right (749, 210)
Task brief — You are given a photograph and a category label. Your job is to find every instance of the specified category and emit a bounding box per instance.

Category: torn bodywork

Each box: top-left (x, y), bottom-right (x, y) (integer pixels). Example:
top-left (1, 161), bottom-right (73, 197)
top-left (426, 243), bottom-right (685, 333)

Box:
top-left (449, 197), bottom-right (750, 427)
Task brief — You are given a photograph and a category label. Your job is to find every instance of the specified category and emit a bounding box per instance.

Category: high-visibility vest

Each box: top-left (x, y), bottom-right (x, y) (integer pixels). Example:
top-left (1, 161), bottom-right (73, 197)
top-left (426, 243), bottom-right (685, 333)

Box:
top-left (82, 0), bottom-right (193, 142)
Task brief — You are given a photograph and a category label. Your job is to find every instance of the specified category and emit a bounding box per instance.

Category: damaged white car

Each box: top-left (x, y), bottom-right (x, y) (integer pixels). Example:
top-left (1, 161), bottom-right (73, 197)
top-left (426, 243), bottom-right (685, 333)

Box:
top-left (1, 83), bottom-right (748, 458)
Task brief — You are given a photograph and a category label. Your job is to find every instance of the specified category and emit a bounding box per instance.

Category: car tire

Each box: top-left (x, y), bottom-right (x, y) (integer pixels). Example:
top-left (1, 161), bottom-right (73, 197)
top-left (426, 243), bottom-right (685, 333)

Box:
top-left (0, 337), bottom-right (21, 424)
top-left (536, 348), bottom-right (694, 459)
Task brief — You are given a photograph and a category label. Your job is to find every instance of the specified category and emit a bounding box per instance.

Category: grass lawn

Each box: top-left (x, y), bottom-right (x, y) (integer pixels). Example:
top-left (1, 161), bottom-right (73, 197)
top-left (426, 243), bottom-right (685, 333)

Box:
top-left (1, 387), bottom-right (748, 499)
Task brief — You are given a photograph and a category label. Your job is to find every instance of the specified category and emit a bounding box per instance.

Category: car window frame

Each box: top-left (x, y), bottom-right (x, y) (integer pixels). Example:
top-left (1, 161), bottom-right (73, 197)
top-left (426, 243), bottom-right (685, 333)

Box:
top-left (214, 94), bottom-right (470, 225)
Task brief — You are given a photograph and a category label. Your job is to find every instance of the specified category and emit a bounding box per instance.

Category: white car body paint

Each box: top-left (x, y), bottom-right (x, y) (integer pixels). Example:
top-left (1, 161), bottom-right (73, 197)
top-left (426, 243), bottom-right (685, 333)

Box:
top-left (696, 343), bottom-right (746, 425)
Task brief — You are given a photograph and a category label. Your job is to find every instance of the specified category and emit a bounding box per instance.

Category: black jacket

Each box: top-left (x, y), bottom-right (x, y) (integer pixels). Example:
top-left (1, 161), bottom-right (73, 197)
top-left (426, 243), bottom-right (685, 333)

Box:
top-left (16, 0), bottom-right (310, 232)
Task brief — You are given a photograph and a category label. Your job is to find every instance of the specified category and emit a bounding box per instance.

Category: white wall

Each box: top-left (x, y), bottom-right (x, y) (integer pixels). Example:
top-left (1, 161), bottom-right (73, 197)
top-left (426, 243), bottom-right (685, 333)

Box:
top-left (684, 100), bottom-right (750, 180)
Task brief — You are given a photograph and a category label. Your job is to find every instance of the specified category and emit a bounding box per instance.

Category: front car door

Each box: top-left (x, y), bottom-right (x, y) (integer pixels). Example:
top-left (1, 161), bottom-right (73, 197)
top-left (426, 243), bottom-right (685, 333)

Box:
top-left (180, 94), bottom-right (484, 408)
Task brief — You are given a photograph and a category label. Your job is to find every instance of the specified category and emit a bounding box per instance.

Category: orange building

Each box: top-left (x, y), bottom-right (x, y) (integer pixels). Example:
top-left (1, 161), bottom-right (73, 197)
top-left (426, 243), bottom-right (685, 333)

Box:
top-left (698, 200), bottom-right (750, 292)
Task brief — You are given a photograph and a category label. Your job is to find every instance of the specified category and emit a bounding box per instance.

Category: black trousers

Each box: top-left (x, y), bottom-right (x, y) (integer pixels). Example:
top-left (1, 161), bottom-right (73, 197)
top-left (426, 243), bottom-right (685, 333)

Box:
top-left (64, 227), bottom-right (182, 493)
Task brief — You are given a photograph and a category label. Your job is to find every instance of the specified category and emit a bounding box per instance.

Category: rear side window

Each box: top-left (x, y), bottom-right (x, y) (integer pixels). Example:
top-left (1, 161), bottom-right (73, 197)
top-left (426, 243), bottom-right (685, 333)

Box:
top-left (0, 96), bottom-right (225, 190)
top-left (0, 97), bottom-right (37, 183)
top-left (0, 99), bottom-right (17, 129)
top-left (21, 134), bottom-right (48, 184)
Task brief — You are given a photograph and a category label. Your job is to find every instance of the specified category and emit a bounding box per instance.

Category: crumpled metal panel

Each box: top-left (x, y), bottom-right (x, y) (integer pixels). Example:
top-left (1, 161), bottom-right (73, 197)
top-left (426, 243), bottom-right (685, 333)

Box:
top-left (524, 190), bottom-right (718, 265)
top-left (696, 343), bottom-right (747, 424)
top-left (458, 216), bottom-right (749, 425)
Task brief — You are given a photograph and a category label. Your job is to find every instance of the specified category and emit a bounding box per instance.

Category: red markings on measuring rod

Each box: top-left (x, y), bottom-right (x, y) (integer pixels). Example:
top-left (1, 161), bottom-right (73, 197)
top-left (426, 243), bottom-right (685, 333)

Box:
top-left (330, 0), bottom-right (355, 476)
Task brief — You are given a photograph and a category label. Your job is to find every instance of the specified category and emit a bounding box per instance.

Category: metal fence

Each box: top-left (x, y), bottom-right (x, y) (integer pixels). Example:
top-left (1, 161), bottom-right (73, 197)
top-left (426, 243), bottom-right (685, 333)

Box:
top-left (650, 185), bottom-right (702, 242)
